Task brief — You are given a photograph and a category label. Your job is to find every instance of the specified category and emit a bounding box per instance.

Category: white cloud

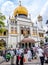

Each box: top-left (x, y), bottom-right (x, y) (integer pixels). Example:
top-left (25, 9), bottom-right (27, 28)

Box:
top-left (0, 0), bottom-right (48, 26)
top-left (24, 0), bottom-right (43, 23)
top-left (1, 1), bottom-right (15, 16)
top-left (40, 1), bottom-right (48, 16)
top-left (0, 0), bottom-right (4, 4)
top-left (32, 0), bottom-right (48, 23)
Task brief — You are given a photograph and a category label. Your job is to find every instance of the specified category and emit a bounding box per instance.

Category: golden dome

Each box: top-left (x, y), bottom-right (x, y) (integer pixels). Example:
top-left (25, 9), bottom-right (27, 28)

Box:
top-left (14, 6), bottom-right (28, 16)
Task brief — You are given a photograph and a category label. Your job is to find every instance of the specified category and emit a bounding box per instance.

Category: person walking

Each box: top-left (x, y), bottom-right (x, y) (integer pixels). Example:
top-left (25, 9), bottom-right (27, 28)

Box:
top-left (37, 46), bottom-right (45, 65)
top-left (16, 46), bottom-right (21, 65)
top-left (3, 49), bottom-right (6, 59)
top-left (30, 47), bottom-right (34, 59)
top-left (27, 48), bottom-right (32, 61)
top-left (10, 48), bottom-right (15, 65)
top-left (20, 48), bottom-right (24, 65)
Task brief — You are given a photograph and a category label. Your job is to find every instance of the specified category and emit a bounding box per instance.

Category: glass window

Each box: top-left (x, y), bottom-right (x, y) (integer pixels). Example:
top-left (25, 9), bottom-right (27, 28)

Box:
top-left (11, 27), bottom-right (13, 32)
top-left (28, 30), bottom-right (30, 34)
top-left (39, 33), bottom-right (44, 37)
top-left (15, 21), bottom-right (17, 24)
top-left (42, 33), bottom-right (43, 37)
top-left (33, 29), bottom-right (37, 35)
top-left (11, 20), bottom-right (14, 24)
top-left (15, 27), bottom-right (17, 33)
top-left (11, 27), bottom-right (13, 29)
top-left (39, 33), bottom-right (41, 37)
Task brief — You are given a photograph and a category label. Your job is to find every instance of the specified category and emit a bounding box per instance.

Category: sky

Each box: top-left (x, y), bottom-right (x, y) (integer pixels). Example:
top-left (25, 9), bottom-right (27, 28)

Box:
top-left (0, 0), bottom-right (48, 31)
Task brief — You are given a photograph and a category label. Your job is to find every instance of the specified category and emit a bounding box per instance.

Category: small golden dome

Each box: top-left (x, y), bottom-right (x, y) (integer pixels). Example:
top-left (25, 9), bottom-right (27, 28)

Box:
top-left (14, 6), bottom-right (28, 16)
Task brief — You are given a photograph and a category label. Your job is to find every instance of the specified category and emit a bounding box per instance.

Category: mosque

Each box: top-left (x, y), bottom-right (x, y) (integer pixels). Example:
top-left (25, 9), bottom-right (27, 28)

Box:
top-left (0, 1), bottom-right (45, 49)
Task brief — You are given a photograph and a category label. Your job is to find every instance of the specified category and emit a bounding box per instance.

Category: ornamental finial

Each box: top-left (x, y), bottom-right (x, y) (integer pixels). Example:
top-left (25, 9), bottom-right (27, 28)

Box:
top-left (19, 0), bottom-right (21, 6)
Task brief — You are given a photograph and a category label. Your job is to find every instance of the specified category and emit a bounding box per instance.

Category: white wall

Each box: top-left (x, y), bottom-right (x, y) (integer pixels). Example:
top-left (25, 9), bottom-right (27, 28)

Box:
top-left (8, 35), bottom-right (18, 49)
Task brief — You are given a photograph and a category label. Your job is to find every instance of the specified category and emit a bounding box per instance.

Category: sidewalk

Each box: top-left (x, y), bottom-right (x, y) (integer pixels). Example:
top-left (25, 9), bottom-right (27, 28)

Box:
top-left (0, 56), bottom-right (5, 64)
top-left (24, 54), bottom-right (40, 63)
top-left (0, 55), bottom-right (48, 65)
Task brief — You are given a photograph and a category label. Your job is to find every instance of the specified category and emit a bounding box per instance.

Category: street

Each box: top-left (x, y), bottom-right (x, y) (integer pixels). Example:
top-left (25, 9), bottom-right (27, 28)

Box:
top-left (0, 54), bottom-right (48, 65)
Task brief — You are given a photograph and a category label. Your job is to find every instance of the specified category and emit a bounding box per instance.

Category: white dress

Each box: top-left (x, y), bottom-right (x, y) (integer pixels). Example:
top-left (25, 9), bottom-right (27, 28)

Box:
top-left (27, 50), bottom-right (32, 60)
top-left (37, 48), bottom-right (44, 57)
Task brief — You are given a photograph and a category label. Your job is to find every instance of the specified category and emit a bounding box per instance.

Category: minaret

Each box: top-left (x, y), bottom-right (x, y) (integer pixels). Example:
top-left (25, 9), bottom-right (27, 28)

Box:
top-left (16, 0), bottom-right (21, 17)
top-left (37, 15), bottom-right (43, 28)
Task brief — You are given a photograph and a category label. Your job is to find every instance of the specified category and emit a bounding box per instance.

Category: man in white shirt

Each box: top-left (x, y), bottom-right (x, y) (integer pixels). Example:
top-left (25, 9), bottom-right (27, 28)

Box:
top-left (16, 46), bottom-right (21, 65)
top-left (27, 48), bottom-right (32, 61)
top-left (37, 46), bottom-right (45, 65)
top-left (10, 48), bottom-right (15, 65)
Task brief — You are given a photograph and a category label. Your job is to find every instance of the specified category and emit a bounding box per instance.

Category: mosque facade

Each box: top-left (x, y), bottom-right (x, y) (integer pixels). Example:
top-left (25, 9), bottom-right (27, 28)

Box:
top-left (0, 3), bottom-right (45, 49)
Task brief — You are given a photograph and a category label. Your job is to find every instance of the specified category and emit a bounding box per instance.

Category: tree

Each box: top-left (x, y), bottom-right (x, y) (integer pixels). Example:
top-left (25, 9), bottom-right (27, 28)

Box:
top-left (0, 12), bottom-right (6, 20)
top-left (0, 12), bottom-right (6, 33)
top-left (40, 40), bottom-right (44, 46)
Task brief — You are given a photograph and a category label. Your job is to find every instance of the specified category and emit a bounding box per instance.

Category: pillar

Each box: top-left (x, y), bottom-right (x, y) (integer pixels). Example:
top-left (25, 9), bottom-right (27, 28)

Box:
top-left (17, 24), bottom-right (21, 43)
top-left (30, 26), bottom-right (32, 38)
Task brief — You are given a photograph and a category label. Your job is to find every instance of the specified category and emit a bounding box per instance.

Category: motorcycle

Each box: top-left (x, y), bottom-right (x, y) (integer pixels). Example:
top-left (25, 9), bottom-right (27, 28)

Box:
top-left (5, 53), bottom-right (11, 62)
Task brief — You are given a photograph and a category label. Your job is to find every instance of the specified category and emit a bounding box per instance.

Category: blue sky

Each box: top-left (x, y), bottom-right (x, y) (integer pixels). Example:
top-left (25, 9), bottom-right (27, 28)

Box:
top-left (0, 0), bottom-right (48, 30)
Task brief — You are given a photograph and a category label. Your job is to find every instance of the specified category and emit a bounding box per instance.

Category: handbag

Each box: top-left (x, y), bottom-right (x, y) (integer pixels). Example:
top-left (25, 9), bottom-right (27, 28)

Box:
top-left (18, 56), bottom-right (21, 60)
top-left (23, 57), bottom-right (26, 62)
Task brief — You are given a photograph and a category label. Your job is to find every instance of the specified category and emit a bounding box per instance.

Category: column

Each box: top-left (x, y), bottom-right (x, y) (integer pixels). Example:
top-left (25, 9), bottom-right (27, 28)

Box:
top-left (27, 42), bottom-right (29, 48)
top-left (17, 24), bottom-right (21, 43)
top-left (30, 26), bottom-right (32, 38)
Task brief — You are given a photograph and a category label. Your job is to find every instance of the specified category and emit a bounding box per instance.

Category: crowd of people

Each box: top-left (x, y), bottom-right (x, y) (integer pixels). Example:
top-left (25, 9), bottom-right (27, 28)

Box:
top-left (0, 45), bottom-right (45, 65)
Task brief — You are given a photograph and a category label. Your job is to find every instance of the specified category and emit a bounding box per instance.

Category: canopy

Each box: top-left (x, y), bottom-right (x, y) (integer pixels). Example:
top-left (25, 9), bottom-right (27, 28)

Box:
top-left (20, 38), bottom-right (36, 43)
